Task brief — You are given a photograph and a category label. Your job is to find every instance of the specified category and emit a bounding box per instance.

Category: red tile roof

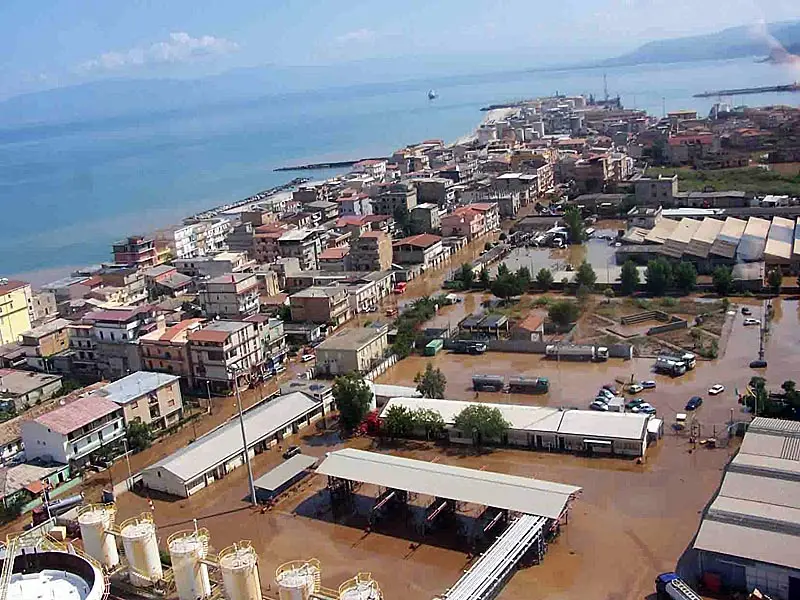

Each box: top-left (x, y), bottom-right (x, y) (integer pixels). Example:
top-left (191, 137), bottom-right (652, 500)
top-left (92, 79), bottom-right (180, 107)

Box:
top-left (187, 329), bottom-right (232, 343)
top-left (516, 314), bottom-right (545, 332)
top-left (0, 280), bottom-right (28, 296)
top-left (359, 231), bottom-right (385, 239)
top-left (35, 394), bottom-right (121, 435)
top-left (469, 203), bottom-right (497, 212)
top-left (156, 318), bottom-right (205, 342)
top-left (319, 246), bottom-right (350, 260)
top-left (336, 216), bottom-right (367, 227)
top-left (393, 233), bottom-right (442, 248)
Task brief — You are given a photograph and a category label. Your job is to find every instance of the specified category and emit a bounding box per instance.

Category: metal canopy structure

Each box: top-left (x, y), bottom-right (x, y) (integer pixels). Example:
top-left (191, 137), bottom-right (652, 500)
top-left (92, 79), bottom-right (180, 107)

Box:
top-left (316, 449), bottom-right (580, 519)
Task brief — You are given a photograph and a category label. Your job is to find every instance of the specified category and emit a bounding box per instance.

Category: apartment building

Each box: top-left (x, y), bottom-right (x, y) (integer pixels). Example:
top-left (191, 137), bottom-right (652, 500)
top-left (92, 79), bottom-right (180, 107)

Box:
top-left (243, 315), bottom-right (288, 373)
top-left (158, 218), bottom-right (231, 260)
top-left (67, 324), bottom-right (98, 380)
top-left (199, 273), bottom-right (260, 319)
top-left (28, 291), bottom-right (57, 326)
top-left (19, 318), bottom-right (71, 372)
top-left (336, 188), bottom-right (373, 217)
top-left (0, 369), bottom-right (63, 412)
top-left (289, 287), bottom-right (351, 327)
top-left (392, 234), bottom-right (448, 269)
top-left (305, 200), bottom-right (340, 222)
top-left (349, 232), bottom-right (393, 272)
top-left (277, 229), bottom-right (323, 270)
top-left (85, 306), bottom-right (165, 380)
top-left (412, 177), bottom-right (455, 206)
top-left (139, 318), bottom-right (205, 382)
top-left (371, 183), bottom-right (417, 216)
top-left (410, 203), bottom-right (442, 233)
top-left (468, 202), bottom-right (501, 232)
top-left (0, 280), bottom-right (32, 346)
top-left (112, 236), bottom-right (158, 269)
top-left (188, 320), bottom-right (264, 393)
top-left (175, 251), bottom-right (253, 278)
top-left (441, 207), bottom-right (485, 241)
top-left (253, 226), bottom-right (285, 264)
top-left (318, 246), bottom-right (351, 272)
top-left (21, 395), bottom-right (125, 466)
top-left (315, 326), bottom-right (389, 376)
top-left (97, 371), bottom-right (183, 430)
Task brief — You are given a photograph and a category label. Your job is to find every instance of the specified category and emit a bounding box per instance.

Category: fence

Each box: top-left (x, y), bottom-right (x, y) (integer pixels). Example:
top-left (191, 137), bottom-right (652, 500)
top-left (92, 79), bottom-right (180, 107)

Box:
top-left (365, 354), bottom-right (399, 380)
top-left (441, 338), bottom-right (632, 358)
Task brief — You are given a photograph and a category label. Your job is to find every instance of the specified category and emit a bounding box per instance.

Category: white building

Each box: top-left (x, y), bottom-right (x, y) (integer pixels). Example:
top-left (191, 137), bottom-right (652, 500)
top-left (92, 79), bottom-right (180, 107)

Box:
top-left (21, 395), bottom-right (125, 466)
top-left (96, 371), bottom-right (183, 430)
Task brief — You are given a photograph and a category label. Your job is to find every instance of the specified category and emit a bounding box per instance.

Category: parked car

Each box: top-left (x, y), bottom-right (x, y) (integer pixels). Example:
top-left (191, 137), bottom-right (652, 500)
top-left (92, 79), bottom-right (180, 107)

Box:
top-left (598, 388), bottom-right (616, 400)
top-left (627, 383), bottom-right (644, 394)
top-left (625, 398), bottom-right (645, 410)
top-left (708, 384), bottom-right (725, 396)
top-left (750, 360), bottom-right (768, 369)
top-left (282, 445), bottom-right (301, 459)
top-left (743, 317), bottom-right (761, 326)
top-left (601, 384), bottom-right (618, 394)
top-left (393, 282), bottom-right (407, 294)
top-left (741, 307), bottom-right (752, 316)
top-left (590, 400), bottom-right (610, 411)
top-left (301, 354), bottom-right (316, 363)
top-left (593, 396), bottom-right (610, 405)
top-left (685, 396), bottom-right (703, 411)
top-left (641, 380), bottom-right (657, 390)
top-left (632, 402), bottom-right (657, 415)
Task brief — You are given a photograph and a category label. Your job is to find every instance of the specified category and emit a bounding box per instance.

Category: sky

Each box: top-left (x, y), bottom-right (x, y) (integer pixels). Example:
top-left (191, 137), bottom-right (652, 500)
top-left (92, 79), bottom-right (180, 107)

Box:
top-left (0, 0), bottom-right (798, 99)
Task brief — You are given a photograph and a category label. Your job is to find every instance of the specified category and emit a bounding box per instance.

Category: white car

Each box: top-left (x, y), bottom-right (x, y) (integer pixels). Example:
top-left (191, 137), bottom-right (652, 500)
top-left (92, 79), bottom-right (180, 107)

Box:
top-left (590, 400), bottom-right (610, 411)
top-left (743, 318), bottom-right (761, 326)
top-left (301, 354), bottom-right (316, 363)
top-left (708, 384), bottom-right (725, 396)
top-left (598, 388), bottom-right (616, 400)
top-left (627, 383), bottom-right (644, 394)
top-left (632, 402), bottom-right (657, 415)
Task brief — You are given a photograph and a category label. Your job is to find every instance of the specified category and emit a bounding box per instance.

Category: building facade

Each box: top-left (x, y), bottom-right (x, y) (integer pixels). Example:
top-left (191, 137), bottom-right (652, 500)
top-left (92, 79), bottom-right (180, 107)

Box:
top-left (98, 371), bottom-right (183, 430)
top-left (199, 273), bottom-right (260, 319)
top-left (391, 234), bottom-right (448, 269)
top-left (315, 326), bottom-right (389, 376)
top-left (289, 287), bottom-right (351, 327)
top-left (349, 232), bottom-right (394, 272)
top-left (188, 321), bottom-right (264, 392)
top-left (0, 280), bottom-right (33, 346)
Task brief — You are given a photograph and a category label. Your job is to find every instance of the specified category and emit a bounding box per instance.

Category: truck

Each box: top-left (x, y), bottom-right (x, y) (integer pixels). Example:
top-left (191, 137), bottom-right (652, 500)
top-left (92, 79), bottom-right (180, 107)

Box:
top-left (453, 340), bottom-right (488, 355)
top-left (424, 339), bottom-right (444, 356)
top-left (659, 352), bottom-right (696, 370)
top-left (472, 374), bottom-right (505, 392)
top-left (545, 344), bottom-right (609, 362)
top-left (654, 356), bottom-right (687, 377)
top-left (508, 376), bottom-right (549, 394)
top-left (655, 573), bottom-right (703, 600)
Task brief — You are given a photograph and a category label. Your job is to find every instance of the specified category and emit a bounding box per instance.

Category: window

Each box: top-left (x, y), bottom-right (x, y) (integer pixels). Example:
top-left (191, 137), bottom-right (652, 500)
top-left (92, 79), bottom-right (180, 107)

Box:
top-left (168, 399), bottom-right (175, 407)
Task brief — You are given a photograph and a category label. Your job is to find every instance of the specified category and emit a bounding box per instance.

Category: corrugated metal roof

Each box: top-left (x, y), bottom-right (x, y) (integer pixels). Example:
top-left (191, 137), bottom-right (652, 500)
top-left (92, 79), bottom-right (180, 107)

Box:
top-left (686, 218), bottom-right (724, 257)
top-left (694, 519), bottom-right (800, 571)
top-left (737, 217), bottom-right (771, 261)
top-left (793, 218), bottom-right (800, 258)
top-left (710, 217), bottom-right (748, 258)
top-left (253, 454), bottom-right (317, 492)
top-left (316, 448), bottom-right (580, 519)
top-left (644, 218), bottom-right (679, 245)
top-left (764, 216), bottom-right (795, 261)
top-left (145, 392), bottom-right (319, 482)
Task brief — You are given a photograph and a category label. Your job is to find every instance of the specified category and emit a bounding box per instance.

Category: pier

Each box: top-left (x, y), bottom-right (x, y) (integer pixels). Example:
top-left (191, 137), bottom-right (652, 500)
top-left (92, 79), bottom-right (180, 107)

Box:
top-left (189, 177), bottom-right (309, 221)
top-left (693, 82), bottom-right (800, 98)
top-left (274, 157), bottom-right (388, 172)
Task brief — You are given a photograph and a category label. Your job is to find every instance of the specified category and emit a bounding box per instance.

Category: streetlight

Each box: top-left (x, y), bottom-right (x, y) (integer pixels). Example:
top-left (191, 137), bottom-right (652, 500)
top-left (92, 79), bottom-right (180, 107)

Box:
top-left (121, 439), bottom-right (134, 492)
top-left (229, 367), bottom-right (257, 507)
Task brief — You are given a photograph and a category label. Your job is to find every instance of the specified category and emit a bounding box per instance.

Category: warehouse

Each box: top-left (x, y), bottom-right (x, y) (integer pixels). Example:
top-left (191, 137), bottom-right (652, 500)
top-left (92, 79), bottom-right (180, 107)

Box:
top-left (644, 217), bottom-right (679, 244)
top-left (662, 218), bottom-right (702, 258)
top-left (140, 391), bottom-right (323, 497)
top-left (380, 397), bottom-right (654, 457)
top-left (686, 218), bottom-right (724, 259)
top-left (763, 216), bottom-right (795, 268)
top-left (737, 217), bottom-right (770, 262)
top-left (689, 418), bottom-right (800, 599)
top-left (710, 217), bottom-right (747, 259)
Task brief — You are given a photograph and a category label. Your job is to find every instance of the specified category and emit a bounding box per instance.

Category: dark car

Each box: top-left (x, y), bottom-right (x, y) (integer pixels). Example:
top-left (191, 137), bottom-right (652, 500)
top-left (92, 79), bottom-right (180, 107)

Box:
top-left (685, 396), bottom-right (703, 411)
top-left (741, 307), bottom-right (752, 315)
top-left (282, 445), bottom-right (301, 459)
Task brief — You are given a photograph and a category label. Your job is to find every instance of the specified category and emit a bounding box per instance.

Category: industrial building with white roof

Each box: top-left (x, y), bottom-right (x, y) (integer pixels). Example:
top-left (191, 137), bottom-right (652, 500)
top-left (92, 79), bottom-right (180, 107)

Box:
top-left (140, 391), bottom-right (326, 497)
top-left (689, 417), bottom-right (800, 599)
top-left (380, 397), bottom-right (658, 457)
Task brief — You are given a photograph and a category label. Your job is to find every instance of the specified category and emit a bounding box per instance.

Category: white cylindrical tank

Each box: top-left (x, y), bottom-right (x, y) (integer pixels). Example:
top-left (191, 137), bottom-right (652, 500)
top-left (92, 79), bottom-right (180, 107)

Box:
top-left (168, 529), bottom-right (211, 600)
top-left (275, 559), bottom-right (320, 600)
top-left (219, 542), bottom-right (261, 600)
top-left (77, 505), bottom-right (119, 569)
top-left (338, 574), bottom-right (382, 600)
top-left (120, 514), bottom-right (163, 587)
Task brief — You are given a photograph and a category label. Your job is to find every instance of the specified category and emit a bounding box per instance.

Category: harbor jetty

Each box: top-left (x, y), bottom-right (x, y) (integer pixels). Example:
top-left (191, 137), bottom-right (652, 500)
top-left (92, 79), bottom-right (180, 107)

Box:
top-left (693, 82), bottom-right (799, 98)
top-left (274, 157), bottom-right (388, 172)
top-left (190, 177), bottom-right (309, 220)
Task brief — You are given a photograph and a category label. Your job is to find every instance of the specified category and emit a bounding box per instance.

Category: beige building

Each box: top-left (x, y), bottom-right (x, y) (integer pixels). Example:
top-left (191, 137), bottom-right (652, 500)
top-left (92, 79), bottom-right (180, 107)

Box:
top-left (350, 232), bottom-right (393, 271)
top-left (371, 182), bottom-right (417, 216)
top-left (188, 320), bottom-right (264, 392)
top-left (290, 286), bottom-right (351, 327)
top-left (410, 203), bottom-right (442, 233)
top-left (19, 318), bottom-right (72, 372)
top-left (0, 280), bottom-right (32, 346)
top-left (199, 273), bottom-right (260, 319)
top-left (391, 234), bottom-right (449, 269)
top-left (139, 318), bottom-right (206, 381)
top-left (97, 371), bottom-right (183, 430)
top-left (315, 326), bottom-right (389, 376)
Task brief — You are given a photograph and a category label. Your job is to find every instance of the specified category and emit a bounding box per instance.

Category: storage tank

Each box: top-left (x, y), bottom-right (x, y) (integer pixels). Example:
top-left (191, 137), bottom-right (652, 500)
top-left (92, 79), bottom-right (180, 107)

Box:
top-left (338, 573), bottom-right (382, 600)
top-left (275, 559), bottom-right (320, 600)
top-left (219, 542), bottom-right (261, 600)
top-left (77, 504), bottom-right (120, 569)
top-left (120, 513), bottom-right (163, 587)
top-left (168, 528), bottom-right (212, 600)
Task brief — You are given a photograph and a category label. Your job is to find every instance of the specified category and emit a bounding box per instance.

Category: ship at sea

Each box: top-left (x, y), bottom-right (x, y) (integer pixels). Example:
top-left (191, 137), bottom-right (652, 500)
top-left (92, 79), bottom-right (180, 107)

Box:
top-left (428, 89), bottom-right (438, 100)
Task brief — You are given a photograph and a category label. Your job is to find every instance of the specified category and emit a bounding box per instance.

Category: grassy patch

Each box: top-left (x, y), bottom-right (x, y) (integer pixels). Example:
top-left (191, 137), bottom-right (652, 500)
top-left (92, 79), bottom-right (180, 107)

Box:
top-left (645, 166), bottom-right (800, 196)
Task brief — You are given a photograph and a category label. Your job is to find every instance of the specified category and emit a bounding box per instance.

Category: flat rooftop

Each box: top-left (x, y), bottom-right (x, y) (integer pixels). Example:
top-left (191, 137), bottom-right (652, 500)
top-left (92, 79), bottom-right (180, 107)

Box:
top-left (316, 327), bottom-right (387, 352)
top-left (97, 371), bottom-right (180, 406)
top-left (316, 448), bottom-right (581, 519)
top-left (644, 218), bottom-right (678, 245)
top-left (764, 216), bottom-right (795, 261)
top-left (0, 369), bottom-right (61, 396)
top-left (253, 454), bottom-right (317, 493)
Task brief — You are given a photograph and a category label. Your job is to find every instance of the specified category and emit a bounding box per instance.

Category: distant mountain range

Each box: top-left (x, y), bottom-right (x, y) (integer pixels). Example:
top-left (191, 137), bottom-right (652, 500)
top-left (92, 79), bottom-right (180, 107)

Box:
top-left (604, 20), bottom-right (800, 66)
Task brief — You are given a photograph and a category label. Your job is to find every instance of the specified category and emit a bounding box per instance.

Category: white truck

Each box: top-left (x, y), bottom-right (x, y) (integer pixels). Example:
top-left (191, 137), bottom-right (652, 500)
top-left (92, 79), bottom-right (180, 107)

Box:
top-left (654, 356), bottom-right (686, 377)
top-left (545, 344), bottom-right (609, 362)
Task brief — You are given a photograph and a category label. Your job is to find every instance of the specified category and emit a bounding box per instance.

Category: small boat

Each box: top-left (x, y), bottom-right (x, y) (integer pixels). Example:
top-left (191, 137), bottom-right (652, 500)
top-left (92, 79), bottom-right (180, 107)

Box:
top-left (428, 89), bottom-right (438, 100)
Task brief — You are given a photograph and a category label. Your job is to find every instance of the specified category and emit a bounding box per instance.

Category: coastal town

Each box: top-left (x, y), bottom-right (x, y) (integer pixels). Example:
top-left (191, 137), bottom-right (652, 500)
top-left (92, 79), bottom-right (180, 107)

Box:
top-left (2, 93), bottom-right (800, 600)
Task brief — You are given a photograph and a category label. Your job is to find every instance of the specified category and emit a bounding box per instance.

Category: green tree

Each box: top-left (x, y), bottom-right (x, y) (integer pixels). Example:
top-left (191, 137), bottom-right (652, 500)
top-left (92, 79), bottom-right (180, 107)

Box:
top-left (673, 262), bottom-right (697, 294)
top-left (535, 268), bottom-right (554, 291)
top-left (414, 362), bottom-right (447, 399)
top-left (782, 380), bottom-right (797, 394)
top-left (127, 421), bottom-right (153, 453)
top-left (453, 405), bottom-right (510, 446)
top-left (277, 304), bottom-right (292, 322)
top-left (490, 273), bottom-right (525, 301)
top-left (384, 405), bottom-right (414, 439)
top-left (712, 266), bottom-right (734, 296)
top-left (456, 263), bottom-right (475, 289)
top-left (746, 376), bottom-right (769, 415)
top-left (767, 267), bottom-right (782, 293)
top-left (515, 266), bottom-right (531, 288)
top-left (497, 262), bottom-right (510, 277)
top-left (393, 205), bottom-right (410, 234)
top-left (332, 373), bottom-right (373, 433)
top-left (412, 408), bottom-right (446, 440)
top-left (645, 259), bottom-right (673, 296)
top-left (574, 260), bottom-right (596, 289)
top-left (564, 205), bottom-right (584, 243)
top-left (620, 260), bottom-right (640, 295)
top-left (548, 301), bottom-right (580, 327)
top-left (479, 266), bottom-right (490, 289)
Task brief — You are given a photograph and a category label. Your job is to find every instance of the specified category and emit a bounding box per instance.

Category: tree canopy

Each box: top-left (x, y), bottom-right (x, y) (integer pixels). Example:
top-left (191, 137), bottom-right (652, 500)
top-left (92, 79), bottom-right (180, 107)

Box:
top-left (767, 267), bottom-right (782, 293)
top-left (332, 373), bottom-right (373, 433)
top-left (712, 266), bottom-right (734, 296)
top-left (548, 301), bottom-right (580, 327)
top-left (535, 268), bottom-right (554, 291)
top-left (574, 260), bottom-right (596, 289)
top-left (490, 273), bottom-right (526, 301)
top-left (414, 362), bottom-right (447, 399)
top-left (645, 258), bottom-right (673, 296)
top-left (620, 260), bottom-right (640, 295)
top-left (673, 262), bottom-right (697, 294)
top-left (456, 263), bottom-right (475, 289)
top-left (127, 421), bottom-right (153, 453)
top-left (384, 405), bottom-right (414, 439)
top-left (453, 405), bottom-right (510, 446)
top-left (413, 408), bottom-right (446, 440)
top-left (563, 205), bottom-right (584, 243)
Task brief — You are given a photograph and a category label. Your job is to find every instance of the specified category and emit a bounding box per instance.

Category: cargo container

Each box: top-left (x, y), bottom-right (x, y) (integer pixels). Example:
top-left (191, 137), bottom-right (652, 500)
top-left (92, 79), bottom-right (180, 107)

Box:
top-left (424, 339), bottom-right (444, 356)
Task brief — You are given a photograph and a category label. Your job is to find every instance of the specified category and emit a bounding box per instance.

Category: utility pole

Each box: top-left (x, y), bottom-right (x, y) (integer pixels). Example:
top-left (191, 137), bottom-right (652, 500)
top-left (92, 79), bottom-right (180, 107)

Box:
top-left (603, 73), bottom-right (609, 103)
top-left (231, 369), bottom-right (257, 507)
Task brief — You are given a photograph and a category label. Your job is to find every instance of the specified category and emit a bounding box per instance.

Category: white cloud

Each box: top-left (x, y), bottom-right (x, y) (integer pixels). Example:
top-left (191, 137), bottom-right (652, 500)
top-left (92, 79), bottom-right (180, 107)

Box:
top-left (335, 28), bottom-right (376, 44)
top-left (77, 32), bottom-right (238, 73)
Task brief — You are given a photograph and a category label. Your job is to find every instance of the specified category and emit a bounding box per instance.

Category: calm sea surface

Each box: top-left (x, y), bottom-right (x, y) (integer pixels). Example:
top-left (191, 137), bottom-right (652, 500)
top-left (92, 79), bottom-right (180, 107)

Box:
top-left (1, 57), bottom-right (797, 283)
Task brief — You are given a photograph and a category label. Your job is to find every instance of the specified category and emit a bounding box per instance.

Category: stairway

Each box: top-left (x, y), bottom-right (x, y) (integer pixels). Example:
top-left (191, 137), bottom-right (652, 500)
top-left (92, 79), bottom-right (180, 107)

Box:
top-left (0, 537), bottom-right (20, 600)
